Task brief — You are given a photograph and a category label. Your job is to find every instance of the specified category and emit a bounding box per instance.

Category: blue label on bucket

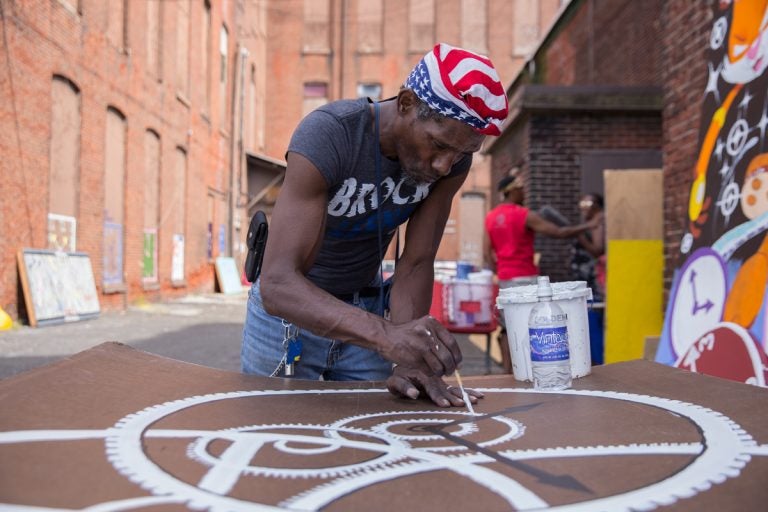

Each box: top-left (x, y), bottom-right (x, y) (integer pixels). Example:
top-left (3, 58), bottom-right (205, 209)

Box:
top-left (529, 326), bottom-right (570, 362)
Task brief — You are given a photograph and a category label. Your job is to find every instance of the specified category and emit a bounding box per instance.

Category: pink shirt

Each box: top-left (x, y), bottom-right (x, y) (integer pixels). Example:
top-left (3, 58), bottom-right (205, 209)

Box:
top-left (485, 203), bottom-right (538, 280)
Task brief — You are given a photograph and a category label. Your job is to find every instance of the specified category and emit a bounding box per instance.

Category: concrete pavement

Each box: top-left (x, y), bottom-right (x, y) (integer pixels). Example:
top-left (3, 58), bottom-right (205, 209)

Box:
top-left (0, 291), bottom-right (504, 381)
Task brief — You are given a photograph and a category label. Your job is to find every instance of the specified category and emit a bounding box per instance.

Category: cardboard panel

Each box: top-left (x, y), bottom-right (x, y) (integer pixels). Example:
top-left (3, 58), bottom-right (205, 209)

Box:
top-left (0, 343), bottom-right (766, 511)
top-left (458, 192), bottom-right (486, 267)
top-left (604, 169), bottom-right (663, 240)
top-left (214, 256), bottom-right (244, 294)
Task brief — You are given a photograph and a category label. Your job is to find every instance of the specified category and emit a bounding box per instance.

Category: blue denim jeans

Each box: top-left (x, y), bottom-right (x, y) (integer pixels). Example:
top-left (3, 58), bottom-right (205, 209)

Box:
top-left (241, 279), bottom-right (393, 381)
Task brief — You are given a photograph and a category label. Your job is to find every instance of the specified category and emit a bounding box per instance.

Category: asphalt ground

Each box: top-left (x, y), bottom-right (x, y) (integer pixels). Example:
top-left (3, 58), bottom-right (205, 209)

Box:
top-left (0, 291), bottom-right (505, 381)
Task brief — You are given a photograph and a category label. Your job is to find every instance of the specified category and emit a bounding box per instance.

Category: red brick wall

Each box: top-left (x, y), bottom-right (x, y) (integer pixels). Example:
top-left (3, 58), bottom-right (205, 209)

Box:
top-left (542, 0), bottom-right (662, 87)
top-left (489, 120), bottom-right (530, 189)
top-left (0, 0), bottom-right (259, 320)
top-left (265, 0), bottom-right (563, 263)
top-left (660, 1), bottom-right (713, 295)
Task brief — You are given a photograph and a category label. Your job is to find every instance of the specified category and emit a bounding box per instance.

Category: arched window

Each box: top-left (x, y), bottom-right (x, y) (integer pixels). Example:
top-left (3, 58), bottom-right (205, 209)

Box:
top-left (103, 107), bottom-right (127, 288)
top-left (143, 129), bottom-right (161, 284)
top-left (48, 75), bottom-right (81, 252)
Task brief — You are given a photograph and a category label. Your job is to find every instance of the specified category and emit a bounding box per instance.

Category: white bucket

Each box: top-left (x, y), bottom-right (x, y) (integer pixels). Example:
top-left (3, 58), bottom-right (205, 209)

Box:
top-left (467, 269), bottom-right (494, 283)
top-left (496, 280), bottom-right (593, 382)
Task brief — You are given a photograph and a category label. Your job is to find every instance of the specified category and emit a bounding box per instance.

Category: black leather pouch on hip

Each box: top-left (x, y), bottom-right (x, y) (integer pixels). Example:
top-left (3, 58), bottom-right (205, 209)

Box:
top-left (244, 210), bottom-right (268, 282)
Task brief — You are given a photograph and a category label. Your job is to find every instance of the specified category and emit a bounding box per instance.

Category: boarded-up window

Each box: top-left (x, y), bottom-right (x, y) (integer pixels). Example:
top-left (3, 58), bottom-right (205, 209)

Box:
top-left (303, 0), bottom-right (330, 53)
top-left (459, 192), bottom-right (487, 269)
top-left (248, 64), bottom-right (256, 150)
top-left (220, 25), bottom-right (229, 125)
top-left (144, 130), bottom-right (160, 230)
top-left (49, 76), bottom-right (80, 252)
top-left (357, 83), bottom-right (382, 100)
top-left (461, 0), bottom-right (488, 54)
top-left (302, 82), bottom-right (328, 117)
top-left (207, 193), bottom-right (215, 260)
top-left (176, 0), bottom-right (190, 96)
top-left (106, 0), bottom-right (126, 48)
top-left (202, 0), bottom-right (211, 109)
top-left (49, 76), bottom-right (80, 219)
top-left (513, 0), bottom-right (540, 57)
top-left (409, 0), bottom-right (434, 53)
top-left (173, 147), bottom-right (187, 237)
top-left (218, 196), bottom-right (228, 255)
top-left (170, 147), bottom-right (187, 282)
top-left (357, 0), bottom-right (383, 53)
top-left (146, 0), bottom-right (162, 80)
top-left (103, 107), bottom-right (126, 287)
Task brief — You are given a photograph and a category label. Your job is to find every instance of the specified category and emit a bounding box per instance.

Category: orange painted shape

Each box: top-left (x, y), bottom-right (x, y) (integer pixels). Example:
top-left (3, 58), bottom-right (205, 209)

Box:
top-left (728, 0), bottom-right (768, 62)
top-left (724, 234), bottom-right (768, 326)
top-left (689, 85), bottom-right (743, 223)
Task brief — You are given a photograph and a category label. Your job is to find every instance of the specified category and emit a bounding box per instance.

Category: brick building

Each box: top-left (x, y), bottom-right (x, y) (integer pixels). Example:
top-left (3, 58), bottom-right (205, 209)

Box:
top-left (262, 0), bottom-right (565, 267)
top-left (486, 0), bottom-right (664, 282)
top-left (1, 0), bottom-right (565, 322)
top-left (1, 0), bottom-right (269, 320)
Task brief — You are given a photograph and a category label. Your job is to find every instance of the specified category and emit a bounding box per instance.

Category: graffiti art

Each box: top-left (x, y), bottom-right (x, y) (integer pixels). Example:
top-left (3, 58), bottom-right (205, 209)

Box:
top-left (659, 0), bottom-right (768, 386)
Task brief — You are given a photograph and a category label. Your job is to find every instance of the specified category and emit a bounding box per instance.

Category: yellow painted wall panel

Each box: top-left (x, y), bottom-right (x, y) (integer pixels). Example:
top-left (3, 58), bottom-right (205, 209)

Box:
top-left (604, 239), bottom-right (664, 363)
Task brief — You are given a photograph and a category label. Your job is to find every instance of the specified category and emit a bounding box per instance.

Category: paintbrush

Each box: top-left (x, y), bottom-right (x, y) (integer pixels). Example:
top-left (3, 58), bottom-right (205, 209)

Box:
top-left (454, 370), bottom-right (476, 415)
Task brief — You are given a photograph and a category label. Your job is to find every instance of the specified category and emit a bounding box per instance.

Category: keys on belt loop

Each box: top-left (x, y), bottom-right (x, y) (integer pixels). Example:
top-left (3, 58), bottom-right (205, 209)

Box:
top-left (281, 319), bottom-right (301, 376)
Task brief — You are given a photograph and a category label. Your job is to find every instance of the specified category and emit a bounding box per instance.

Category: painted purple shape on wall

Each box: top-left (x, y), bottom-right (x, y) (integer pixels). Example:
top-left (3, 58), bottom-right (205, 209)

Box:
top-left (103, 221), bottom-right (123, 286)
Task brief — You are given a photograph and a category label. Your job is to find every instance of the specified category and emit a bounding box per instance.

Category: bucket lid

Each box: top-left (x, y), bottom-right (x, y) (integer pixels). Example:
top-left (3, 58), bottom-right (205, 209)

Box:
top-left (496, 280), bottom-right (593, 306)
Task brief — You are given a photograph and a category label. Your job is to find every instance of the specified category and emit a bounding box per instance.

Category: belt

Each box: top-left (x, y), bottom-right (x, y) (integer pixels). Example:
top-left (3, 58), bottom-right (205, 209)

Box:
top-left (332, 285), bottom-right (386, 302)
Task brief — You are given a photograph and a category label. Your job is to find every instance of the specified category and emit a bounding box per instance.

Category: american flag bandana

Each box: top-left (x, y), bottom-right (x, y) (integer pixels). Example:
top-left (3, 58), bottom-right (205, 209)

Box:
top-left (404, 43), bottom-right (508, 136)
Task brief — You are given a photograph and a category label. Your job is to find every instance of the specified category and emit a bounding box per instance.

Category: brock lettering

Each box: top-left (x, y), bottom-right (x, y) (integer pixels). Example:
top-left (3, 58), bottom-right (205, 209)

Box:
top-left (327, 177), bottom-right (430, 217)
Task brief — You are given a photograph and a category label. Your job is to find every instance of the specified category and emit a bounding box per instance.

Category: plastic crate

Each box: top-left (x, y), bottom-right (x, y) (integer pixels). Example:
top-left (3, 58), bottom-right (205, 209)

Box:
top-left (430, 279), bottom-right (496, 329)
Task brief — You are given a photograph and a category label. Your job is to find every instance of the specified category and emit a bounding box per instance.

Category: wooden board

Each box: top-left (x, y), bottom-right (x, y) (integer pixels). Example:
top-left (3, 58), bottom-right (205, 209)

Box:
top-left (604, 169), bottom-right (663, 240)
top-left (0, 343), bottom-right (766, 511)
top-left (214, 256), bottom-right (244, 294)
top-left (603, 170), bottom-right (664, 363)
top-left (16, 249), bottom-right (100, 327)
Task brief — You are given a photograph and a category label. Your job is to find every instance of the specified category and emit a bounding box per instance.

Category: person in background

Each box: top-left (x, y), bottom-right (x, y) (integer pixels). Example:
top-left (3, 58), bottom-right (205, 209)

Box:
top-left (484, 169), bottom-right (601, 373)
top-left (571, 192), bottom-right (607, 365)
top-left (242, 43), bottom-right (509, 407)
top-left (571, 193), bottom-right (606, 302)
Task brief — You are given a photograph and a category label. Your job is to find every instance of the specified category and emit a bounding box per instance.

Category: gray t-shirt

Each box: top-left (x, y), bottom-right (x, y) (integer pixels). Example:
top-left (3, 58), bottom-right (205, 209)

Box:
top-left (287, 98), bottom-right (471, 295)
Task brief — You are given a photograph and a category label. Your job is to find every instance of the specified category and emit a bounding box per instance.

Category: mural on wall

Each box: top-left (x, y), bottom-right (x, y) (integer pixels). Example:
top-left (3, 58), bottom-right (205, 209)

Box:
top-left (658, 0), bottom-right (768, 386)
top-left (142, 228), bottom-right (158, 283)
top-left (171, 233), bottom-right (185, 282)
top-left (47, 213), bottom-right (76, 252)
top-left (207, 222), bottom-right (213, 260)
top-left (218, 223), bottom-right (226, 254)
top-left (103, 221), bottom-right (123, 286)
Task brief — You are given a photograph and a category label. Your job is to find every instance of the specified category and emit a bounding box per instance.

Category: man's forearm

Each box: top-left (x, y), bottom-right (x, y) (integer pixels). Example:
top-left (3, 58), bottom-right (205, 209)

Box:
top-left (261, 273), bottom-right (388, 350)
top-left (388, 264), bottom-right (434, 324)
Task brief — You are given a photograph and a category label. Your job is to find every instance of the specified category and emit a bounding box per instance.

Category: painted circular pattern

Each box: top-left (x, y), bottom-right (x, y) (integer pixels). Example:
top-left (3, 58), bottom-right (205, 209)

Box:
top-left (102, 387), bottom-right (760, 512)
